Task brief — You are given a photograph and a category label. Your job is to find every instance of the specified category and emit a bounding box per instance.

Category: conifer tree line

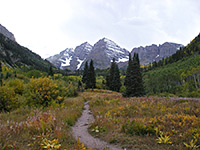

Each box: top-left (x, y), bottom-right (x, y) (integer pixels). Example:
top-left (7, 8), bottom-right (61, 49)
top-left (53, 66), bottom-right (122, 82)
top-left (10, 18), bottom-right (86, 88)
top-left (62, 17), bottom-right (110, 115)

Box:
top-left (82, 60), bottom-right (96, 89)
top-left (123, 53), bottom-right (145, 97)
top-left (81, 54), bottom-right (145, 97)
top-left (106, 58), bottom-right (121, 92)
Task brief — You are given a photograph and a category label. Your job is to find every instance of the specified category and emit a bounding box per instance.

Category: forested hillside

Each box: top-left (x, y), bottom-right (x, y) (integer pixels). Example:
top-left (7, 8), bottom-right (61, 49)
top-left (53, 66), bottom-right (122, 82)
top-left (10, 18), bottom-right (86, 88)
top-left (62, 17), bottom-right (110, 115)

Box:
top-left (144, 33), bottom-right (200, 97)
top-left (0, 33), bottom-right (52, 72)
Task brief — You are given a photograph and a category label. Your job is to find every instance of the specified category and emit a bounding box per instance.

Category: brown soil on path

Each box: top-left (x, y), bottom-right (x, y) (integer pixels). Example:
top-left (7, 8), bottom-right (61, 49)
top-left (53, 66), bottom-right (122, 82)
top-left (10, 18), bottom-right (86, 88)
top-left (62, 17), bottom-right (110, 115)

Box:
top-left (72, 101), bottom-right (122, 150)
top-left (169, 97), bottom-right (200, 101)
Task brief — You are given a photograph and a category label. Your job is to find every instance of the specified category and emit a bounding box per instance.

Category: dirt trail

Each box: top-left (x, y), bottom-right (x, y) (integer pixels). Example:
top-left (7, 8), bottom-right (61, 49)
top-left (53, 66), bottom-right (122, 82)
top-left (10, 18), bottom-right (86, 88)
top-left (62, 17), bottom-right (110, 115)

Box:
top-left (169, 97), bottom-right (200, 101)
top-left (72, 101), bottom-right (122, 150)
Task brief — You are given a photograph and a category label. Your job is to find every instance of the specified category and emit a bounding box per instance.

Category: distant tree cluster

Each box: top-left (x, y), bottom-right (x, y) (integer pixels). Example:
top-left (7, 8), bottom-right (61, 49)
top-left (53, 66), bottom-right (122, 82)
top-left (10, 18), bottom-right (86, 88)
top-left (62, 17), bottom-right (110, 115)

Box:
top-left (106, 58), bottom-right (121, 92)
top-left (48, 66), bottom-right (54, 76)
top-left (123, 53), bottom-right (145, 97)
top-left (82, 60), bottom-right (96, 89)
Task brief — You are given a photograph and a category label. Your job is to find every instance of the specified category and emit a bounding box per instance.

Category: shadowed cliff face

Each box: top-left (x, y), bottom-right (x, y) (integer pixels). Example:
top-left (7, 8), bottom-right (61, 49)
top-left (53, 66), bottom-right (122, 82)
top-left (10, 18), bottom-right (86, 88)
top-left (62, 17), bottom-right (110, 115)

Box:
top-left (0, 24), bottom-right (15, 42)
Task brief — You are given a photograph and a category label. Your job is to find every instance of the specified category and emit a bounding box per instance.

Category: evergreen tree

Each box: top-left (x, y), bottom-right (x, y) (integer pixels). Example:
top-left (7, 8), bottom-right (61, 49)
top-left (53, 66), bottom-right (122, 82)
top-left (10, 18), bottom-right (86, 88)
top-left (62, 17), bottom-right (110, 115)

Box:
top-left (88, 60), bottom-right (96, 89)
top-left (105, 74), bottom-right (110, 87)
top-left (123, 53), bottom-right (145, 97)
top-left (124, 53), bottom-right (133, 87)
top-left (109, 58), bottom-right (116, 90)
top-left (48, 66), bottom-right (54, 76)
top-left (82, 61), bottom-right (88, 83)
top-left (108, 58), bottom-right (121, 92)
top-left (85, 60), bottom-right (96, 89)
top-left (112, 63), bottom-right (121, 92)
top-left (133, 53), bottom-right (145, 96)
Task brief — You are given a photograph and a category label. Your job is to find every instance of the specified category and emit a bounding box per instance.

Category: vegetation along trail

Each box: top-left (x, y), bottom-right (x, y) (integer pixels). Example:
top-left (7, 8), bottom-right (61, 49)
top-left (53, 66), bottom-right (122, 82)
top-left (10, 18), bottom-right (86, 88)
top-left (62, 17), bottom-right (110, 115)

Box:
top-left (72, 101), bottom-right (122, 150)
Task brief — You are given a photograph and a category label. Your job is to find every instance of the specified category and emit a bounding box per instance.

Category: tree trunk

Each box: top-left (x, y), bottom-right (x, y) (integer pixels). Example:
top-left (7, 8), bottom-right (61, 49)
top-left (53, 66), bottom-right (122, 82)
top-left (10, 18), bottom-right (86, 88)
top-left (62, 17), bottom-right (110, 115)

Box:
top-left (193, 74), bottom-right (198, 89)
top-left (197, 73), bottom-right (200, 85)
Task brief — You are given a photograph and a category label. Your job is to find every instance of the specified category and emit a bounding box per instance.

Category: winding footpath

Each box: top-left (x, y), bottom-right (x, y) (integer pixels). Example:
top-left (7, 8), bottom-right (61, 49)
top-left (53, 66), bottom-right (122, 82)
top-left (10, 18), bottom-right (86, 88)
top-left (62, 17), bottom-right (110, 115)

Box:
top-left (169, 97), bottom-right (200, 101)
top-left (72, 101), bottom-right (122, 150)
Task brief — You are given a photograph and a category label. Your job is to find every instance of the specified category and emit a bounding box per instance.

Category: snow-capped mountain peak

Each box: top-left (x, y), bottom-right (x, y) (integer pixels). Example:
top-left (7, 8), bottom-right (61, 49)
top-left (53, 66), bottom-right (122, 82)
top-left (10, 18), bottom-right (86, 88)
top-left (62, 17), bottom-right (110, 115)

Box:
top-left (47, 42), bottom-right (92, 70)
top-left (47, 38), bottom-right (183, 70)
top-left (80, 38), bottom-right (129, 69)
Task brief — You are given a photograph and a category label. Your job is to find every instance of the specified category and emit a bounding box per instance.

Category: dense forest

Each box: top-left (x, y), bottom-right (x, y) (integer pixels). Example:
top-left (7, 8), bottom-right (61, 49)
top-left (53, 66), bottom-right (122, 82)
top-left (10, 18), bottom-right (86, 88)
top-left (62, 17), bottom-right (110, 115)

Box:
top-left (144, 33), bottom-right (200, 97)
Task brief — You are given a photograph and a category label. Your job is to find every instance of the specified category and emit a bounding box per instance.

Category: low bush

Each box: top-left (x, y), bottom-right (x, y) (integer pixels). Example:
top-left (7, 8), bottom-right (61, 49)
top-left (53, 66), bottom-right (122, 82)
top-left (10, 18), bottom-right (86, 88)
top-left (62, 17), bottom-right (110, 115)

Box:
top-left (122, 120), bottom-right (155, 136)
top-left (26, 77), bottom-right (63, 107)
top-left (7, 78), bottom-right (25, 95)
top-left (26, 69), bottom-right (47, 78)
top-left (65, 82), bottom-right (78, 97)
top-left (0, 86), bottom-right (17, 112)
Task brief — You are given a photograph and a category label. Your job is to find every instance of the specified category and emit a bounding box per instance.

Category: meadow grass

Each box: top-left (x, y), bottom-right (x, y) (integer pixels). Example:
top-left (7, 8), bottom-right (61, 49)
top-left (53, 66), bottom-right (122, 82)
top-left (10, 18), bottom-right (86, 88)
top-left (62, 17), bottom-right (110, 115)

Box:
top-left (84, 90), bottom-right (200, 150)
top-left (0, 96), bottom-right (84, 150)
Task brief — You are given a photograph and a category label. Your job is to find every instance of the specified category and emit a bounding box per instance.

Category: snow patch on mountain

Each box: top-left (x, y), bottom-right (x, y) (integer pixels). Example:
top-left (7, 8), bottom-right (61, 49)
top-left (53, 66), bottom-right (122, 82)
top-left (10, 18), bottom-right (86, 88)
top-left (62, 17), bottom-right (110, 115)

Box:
top-left (77, 58), bottom-right (85, 69)
top-left (61, 56), bottom-right (72, 67)
top-left (84, 42), bottom-right (93, 52)
top-left (156, 54), bottom-right (159, 58)
top-left (117, 57), bottom-right (129, 63)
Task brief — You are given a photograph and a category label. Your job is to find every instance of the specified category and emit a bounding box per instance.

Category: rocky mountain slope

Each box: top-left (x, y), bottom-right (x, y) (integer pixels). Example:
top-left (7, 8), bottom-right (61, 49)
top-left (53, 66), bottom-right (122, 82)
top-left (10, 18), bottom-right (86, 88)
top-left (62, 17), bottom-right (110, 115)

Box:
top-left (0, 31), bottom-right (51, 72)
top-left (47, 38), bottom-right (129, 70)
top-left (48, 38), bottom-right (183, 70)
top-left (131, 42), bottom-right (183, 65)
top-left (0, 24), bottom-right (15, 41)
top-left (80, 38), bottom-right (129, 69)
top-left (47, 42), bottom-right (92, 70)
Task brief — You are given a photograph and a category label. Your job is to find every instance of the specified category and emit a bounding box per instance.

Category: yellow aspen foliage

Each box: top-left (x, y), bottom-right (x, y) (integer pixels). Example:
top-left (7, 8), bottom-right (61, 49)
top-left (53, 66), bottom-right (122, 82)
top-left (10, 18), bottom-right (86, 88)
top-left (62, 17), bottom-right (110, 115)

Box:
top-left (27, 77), bottom-right (62, 107)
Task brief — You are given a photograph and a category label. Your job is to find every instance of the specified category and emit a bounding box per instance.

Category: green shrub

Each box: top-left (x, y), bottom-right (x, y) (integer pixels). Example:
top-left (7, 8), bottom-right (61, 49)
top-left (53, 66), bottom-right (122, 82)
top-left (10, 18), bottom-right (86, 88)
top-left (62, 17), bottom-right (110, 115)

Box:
top-left (7, 79), bottom-right (25, 95)
top-left (0, 86), bottom-right (17, 112)
top-left (186, 91), bottom-right (200, 98)
top-left (26, 69), bottom-right (47, 78)
top-left (65, 82), bottom-right (78, 97)
top-left (65, 118), bottom-right (75, 126)
top-left (122, 120), bottom-right (155, 136)
top-left (120, 85), bottom-right (126, 93)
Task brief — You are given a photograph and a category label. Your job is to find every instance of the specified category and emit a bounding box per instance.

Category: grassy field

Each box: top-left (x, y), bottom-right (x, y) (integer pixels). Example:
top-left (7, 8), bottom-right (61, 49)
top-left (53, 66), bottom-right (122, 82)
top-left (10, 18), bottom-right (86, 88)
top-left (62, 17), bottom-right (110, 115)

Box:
top-left (0, 96), bottom-right (84, 150)
top-left (1, 89), bottom-right (200, 150)
top-left (84, 89), bottom-right (200, 150)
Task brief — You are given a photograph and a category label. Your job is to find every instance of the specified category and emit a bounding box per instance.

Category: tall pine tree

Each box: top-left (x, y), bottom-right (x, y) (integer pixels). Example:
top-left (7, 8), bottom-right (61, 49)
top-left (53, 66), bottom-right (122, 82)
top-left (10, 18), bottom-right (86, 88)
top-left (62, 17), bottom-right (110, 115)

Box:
top-left (82, 61), bottom-right (88, 83)
top-left (109, 58), bottom-right (116, 90)
top-left (85, 60), bottom-right (96, 89)
top-left (88, 60), bottom-right (96, 89)
top-left (134, 53), bottom-right (145, 96)
top-left (112, 63), bottom-right (121, 92)
top-left (48, 66), bottom-right (54, 76)
top-left (123, 53), bottom-right (145, 97)
top-left (124, 53), bottom-right (132, 87)
top-left (106, 58), bottom-right (121, 92)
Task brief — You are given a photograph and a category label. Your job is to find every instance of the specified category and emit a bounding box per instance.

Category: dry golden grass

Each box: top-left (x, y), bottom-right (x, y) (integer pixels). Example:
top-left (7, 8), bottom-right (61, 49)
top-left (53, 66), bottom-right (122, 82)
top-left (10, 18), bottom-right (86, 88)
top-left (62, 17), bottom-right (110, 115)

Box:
top-left (0, 96), bottom-right (84, 150)
top-left (84, 90), bottom-right (200, 150)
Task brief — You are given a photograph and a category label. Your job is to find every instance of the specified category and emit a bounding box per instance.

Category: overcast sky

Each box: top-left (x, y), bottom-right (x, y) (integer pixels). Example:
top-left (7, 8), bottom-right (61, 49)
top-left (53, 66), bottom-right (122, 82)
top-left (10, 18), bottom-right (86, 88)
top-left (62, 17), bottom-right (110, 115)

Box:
top-left (1, 0), bottom-right (200, 58)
